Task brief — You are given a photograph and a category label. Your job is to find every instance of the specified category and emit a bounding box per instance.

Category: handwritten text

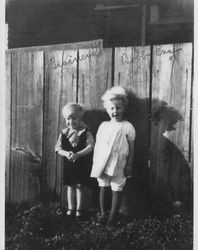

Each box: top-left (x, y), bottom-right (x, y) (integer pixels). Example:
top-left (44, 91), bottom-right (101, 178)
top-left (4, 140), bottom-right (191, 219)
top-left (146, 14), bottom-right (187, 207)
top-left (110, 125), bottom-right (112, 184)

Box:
top-left (121, 47), bottom-right (183, 65)
top-left (49, 48), bottom-right (102, 69)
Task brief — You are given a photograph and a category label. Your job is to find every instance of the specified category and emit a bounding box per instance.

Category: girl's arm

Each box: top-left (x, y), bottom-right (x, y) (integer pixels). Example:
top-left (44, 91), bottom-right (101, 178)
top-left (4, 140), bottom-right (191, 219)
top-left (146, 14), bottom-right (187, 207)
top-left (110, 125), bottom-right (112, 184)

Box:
top-left (125, 139), bottom-right (135, 177)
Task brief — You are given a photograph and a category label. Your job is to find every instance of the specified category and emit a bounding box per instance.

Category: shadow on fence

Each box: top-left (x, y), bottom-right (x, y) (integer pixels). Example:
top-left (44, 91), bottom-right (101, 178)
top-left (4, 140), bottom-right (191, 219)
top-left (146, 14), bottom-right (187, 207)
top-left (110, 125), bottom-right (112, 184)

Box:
top-left (68, 93), bottom-right (192, 218)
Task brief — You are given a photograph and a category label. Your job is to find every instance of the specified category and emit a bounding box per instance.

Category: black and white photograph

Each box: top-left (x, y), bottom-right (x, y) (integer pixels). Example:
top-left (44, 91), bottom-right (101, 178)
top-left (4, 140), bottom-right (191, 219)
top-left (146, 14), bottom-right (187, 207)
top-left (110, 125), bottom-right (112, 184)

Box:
top-left (3, 0), bottom-right (196, 249)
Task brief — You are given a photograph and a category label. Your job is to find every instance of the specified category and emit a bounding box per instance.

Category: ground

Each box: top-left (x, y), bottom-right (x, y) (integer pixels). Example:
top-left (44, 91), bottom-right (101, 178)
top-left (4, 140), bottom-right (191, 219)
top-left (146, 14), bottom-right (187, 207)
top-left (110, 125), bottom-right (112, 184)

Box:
top-left (5, 203), bottom-right (193, 250)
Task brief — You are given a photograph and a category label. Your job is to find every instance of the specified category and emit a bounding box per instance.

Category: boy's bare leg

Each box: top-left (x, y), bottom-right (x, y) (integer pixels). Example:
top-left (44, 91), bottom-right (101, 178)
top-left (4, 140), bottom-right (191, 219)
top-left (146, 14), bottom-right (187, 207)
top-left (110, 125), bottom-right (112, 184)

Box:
top-left (76, 184), bottom-right (83, 216)
top-left (67, 185), bottom-right (76, 215)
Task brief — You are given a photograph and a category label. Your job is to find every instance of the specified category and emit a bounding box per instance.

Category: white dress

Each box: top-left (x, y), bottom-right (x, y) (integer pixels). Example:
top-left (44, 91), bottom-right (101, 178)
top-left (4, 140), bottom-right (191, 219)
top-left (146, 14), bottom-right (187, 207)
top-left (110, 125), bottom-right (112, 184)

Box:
top-left (91, 120), bottom-right (135, 178)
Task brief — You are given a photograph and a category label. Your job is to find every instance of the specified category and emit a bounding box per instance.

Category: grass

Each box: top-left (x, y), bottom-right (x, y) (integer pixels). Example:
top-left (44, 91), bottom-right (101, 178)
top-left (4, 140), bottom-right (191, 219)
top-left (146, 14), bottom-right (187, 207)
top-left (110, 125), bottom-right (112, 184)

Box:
top-left (5, 203), bottom-right (193, 250)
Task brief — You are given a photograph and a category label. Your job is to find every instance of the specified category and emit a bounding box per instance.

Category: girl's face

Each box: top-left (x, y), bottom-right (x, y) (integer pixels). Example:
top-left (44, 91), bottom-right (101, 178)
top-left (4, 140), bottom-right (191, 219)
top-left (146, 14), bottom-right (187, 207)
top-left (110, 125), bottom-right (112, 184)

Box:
top-left (106, 99), bottom-right (125, 122)
top-left (64, 113), bottom-right (81, 129)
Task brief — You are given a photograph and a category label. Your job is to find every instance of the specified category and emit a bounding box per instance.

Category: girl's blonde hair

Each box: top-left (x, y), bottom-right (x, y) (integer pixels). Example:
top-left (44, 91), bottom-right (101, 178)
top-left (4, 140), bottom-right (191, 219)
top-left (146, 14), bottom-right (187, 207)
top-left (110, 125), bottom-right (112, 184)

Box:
top-left (101, 86), bottom-right (128, 109)
top-left (62, 102), bottom-right (85, 118)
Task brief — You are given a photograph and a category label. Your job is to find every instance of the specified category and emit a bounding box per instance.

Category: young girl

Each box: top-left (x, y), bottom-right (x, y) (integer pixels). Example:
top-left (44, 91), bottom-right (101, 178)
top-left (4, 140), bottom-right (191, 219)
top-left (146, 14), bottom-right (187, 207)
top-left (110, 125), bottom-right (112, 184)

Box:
top-left (91, 86), bottom-right (136, 225)
top-left (55, 103), bottom-right (94, 217)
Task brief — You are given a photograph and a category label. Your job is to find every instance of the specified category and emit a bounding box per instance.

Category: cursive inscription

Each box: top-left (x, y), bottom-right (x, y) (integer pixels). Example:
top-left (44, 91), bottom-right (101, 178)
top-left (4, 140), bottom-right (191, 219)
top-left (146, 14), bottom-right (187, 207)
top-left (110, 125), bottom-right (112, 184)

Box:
top-left (155, 47), bottom-right (182, 56)
top-left (121, 49), bottom-right (150, 65)
top-left (49, 48), bottom-right (102, 69)
top-left (121, 47), bottom-right (183, 65)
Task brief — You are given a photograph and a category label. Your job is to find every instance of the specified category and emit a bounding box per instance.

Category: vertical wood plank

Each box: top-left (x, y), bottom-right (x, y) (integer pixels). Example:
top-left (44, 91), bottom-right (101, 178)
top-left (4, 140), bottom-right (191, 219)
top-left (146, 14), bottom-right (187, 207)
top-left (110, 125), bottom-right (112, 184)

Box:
top-left (78, 47), bottom-right (112, 136)
top-left (43, 49), bottom-right (77, 205)
top-left (150, 43), bottom-right (192, 209)
top-left (5, 52), bottom-right (11, 202)
top-left (114, 46), bottom-right (150, 96)
top-left (10, 50), bottom-right (44, 203)
top-left (78, 48), bottom-right (112, 109)
top-left (114, 46), bottom-right (150, 216)
top-left (189, 57), bottom-right (194, 210)
top-left (78, 47), bottom-right (112, 209)
top-left (189, 99), bottom-right (193, 209)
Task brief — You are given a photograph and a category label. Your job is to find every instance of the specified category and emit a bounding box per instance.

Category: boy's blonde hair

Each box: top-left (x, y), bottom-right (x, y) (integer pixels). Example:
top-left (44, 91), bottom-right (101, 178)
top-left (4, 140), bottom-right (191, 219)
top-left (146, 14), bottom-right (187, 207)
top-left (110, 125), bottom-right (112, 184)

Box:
top-left (101, 86), bottom-right (128, 109)
top-left (62, 102), bottom-right (84, 118)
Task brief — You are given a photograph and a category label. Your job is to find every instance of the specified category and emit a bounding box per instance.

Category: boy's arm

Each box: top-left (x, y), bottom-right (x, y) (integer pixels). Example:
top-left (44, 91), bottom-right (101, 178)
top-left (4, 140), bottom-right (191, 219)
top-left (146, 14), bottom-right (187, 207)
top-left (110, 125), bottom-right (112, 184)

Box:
top-left (125, 139), bottom-right (135, 177)
top-left (57, 149), bottom-right (72, 159)
top-left (55, 133), bottom-right (72, 159)
top-left (69, 131), bottom-right (94, 161)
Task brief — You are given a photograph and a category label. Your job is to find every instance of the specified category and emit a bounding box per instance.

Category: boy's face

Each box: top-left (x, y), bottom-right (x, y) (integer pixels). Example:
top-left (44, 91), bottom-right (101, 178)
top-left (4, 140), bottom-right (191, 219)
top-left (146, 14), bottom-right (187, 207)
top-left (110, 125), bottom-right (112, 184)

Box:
top-left (106, 99), bottom-right (125, 122)
top-left (64, 113), bottom-right (81, 129)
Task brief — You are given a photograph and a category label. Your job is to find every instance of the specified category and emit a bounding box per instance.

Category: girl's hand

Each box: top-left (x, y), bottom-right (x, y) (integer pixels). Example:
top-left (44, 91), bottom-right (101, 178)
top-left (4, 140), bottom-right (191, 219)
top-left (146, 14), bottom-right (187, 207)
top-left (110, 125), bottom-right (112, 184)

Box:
top-left (124, 165), bottom-right (132, 177)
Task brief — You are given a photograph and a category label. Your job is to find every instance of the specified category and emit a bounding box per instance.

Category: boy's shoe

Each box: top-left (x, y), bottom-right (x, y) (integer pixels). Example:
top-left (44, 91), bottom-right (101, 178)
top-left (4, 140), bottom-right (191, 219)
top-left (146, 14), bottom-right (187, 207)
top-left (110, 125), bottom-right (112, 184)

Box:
top-left (66, 209), bottom-right (75, 216)
top-left (76, 210), bottom-right (82, 217)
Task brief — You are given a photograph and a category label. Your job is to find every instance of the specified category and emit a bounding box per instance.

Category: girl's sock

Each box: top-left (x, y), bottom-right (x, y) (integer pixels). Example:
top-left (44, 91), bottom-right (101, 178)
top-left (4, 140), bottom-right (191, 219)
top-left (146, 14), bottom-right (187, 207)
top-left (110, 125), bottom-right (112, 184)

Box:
top-left (109, 191), bottom-right (121, 219)
top-left (99, 187), bottom-right (108, 216)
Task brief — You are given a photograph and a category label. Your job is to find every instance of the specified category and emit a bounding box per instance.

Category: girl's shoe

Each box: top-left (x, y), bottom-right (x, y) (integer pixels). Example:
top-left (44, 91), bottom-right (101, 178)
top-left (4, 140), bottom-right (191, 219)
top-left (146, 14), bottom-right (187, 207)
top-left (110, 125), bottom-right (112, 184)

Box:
top-left (107, 217), bottom-right (117, 227)
top-left (66, 209), bottom-right (75, 216)
top-left (76, 210), bottom-right (82, 217)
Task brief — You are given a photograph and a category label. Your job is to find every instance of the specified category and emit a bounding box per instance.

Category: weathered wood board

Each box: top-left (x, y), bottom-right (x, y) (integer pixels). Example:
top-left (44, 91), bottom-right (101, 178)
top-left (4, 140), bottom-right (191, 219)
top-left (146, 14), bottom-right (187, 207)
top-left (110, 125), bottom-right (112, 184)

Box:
top-left (114, 46), bottom-right (150, 216)
top-left (10, 51), bottom-right (44, 203)
top-left (114, 46), bottom-right (150, 94)
top-left (150, 43), bottom-right (192, 207)
top-left (8, 39), bottom-right (103, 53)
top-left (43, 49), bottom-right (77, 205)
top-left (78, 48), bottom-right (112, 109)
top-left (6, 52), bottom-right (11, 202)
top-left (189, 66), bottom-right (194, 200)
top-left (78, 47), bottom-right (112, 208)
top-left (78, 48), bottom-right (112, 136)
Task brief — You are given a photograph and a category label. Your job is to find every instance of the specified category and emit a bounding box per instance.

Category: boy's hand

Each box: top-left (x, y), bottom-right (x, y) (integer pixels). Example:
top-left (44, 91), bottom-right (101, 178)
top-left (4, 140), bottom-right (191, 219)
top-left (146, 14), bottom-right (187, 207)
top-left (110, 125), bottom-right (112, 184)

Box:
top-left (64, 151), bottom-right (72, 159)
top-left (68, 152), bottom-right (79, 162)
top-left (124, 165), bottom-right (132, 177)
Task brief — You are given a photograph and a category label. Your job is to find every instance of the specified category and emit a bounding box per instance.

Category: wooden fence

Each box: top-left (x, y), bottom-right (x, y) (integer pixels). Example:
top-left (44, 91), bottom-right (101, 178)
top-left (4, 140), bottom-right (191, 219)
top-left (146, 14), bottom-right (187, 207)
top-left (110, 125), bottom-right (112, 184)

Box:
top-left (6, 41), bottom-right (193, 215)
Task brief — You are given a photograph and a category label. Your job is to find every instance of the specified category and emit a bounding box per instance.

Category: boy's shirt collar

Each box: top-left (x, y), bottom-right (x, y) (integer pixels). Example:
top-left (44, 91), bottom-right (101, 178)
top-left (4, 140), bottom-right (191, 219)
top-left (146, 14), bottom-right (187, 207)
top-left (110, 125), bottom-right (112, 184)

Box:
top-left (62, 121), bottom-right (88, 137)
